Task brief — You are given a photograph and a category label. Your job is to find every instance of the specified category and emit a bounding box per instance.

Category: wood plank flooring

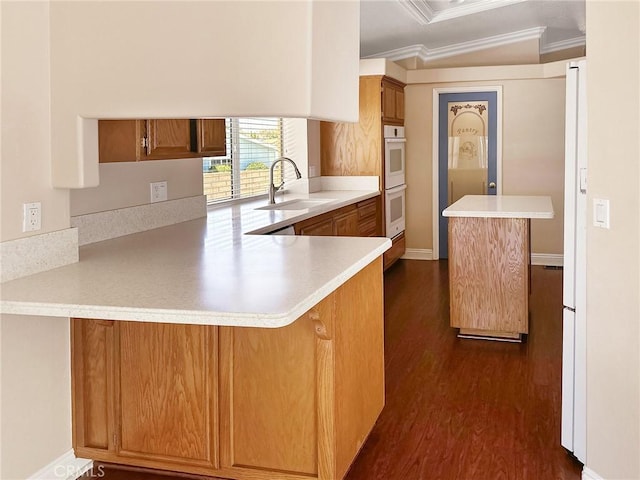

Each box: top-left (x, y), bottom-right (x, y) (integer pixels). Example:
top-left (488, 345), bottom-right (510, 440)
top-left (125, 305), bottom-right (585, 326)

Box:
top-left (85, 260), bottom-right (582, 480)
top-left (344, 260), bottom-right (582, 480)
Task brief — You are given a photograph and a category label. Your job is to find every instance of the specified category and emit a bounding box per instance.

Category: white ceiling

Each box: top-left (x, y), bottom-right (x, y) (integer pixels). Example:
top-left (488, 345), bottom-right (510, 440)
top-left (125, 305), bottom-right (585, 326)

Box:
top-left (360, 0), bottom-right (586, 63)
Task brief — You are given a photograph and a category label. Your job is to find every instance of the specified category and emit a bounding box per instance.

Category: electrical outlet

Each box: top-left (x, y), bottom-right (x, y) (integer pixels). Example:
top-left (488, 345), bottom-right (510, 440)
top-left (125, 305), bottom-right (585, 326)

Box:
top-left (23, 202), bottom-right (42, 232)
top-left (150, 181), bottom-right (168, 203)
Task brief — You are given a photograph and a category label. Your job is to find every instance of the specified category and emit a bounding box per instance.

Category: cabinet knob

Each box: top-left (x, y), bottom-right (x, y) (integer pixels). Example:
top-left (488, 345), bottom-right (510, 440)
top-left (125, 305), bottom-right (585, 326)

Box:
top-left (489, 182), bottom-right (496, 189)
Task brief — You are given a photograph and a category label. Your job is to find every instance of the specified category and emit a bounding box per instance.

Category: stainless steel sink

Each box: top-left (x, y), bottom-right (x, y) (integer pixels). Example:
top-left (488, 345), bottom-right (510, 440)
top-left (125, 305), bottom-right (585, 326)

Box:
top-left (255, 199), bottom-right (334, 211)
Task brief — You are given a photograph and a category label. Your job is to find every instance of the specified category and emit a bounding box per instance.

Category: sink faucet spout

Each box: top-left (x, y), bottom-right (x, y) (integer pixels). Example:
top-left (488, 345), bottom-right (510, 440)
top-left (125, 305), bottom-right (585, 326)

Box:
top-left (268, 157), bottom-right (302, 204)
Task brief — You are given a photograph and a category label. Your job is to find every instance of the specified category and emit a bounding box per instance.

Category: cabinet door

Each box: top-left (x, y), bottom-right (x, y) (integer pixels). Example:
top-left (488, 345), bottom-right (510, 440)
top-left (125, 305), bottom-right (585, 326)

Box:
top-left (143, 119), bottom-right (194, 160)
top-left (118, 321), bottom-right (218, 470)
top-left (218, 316), bottom-right (318, 477)
top-left (298, 217), bottom-right (334, 236)
top-left (72, 319), bottom-right (117, 456)
top-left (382, 79), bottom-right (405, 125)
top-left (197, 119), bottom-right (227, 156)
top-left (395, 89), bottom-right (405, 122)
top-left (382, 83), bottom-right (397, 122)
top-left (98, 120), bottom-right (141, 163)
top-left (334, 209), bottom-right (359, 236)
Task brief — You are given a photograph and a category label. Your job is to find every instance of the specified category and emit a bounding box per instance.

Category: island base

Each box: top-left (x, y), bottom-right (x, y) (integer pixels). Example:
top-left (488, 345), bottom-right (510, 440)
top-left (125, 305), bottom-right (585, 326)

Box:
top-left (448, 216), bottom-right (530, 339)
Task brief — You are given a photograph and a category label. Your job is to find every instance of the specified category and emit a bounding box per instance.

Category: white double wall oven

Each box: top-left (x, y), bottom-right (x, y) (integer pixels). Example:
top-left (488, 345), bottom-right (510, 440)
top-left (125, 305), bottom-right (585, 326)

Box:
top-left (383, 125), bottom-right (406, 238)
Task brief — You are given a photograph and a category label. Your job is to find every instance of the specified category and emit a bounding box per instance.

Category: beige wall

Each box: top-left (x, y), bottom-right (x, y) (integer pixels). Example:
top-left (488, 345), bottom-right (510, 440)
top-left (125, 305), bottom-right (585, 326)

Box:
top-left (49, 1), bottom-right (359, 189)
top-left (70, 159), bottom-right (204, 217)
top-left (1, 3), bottom-right (73, 477)
top-left (404, 75), bottom-right (566, 256)
top-left (541, 46), bottom-right (587, 64)
top-left (422, 39), bottom-right (541, 69)
top-left (585, 2), bottom-right (640, 479)
top-left (1, 1), bottom-right (69, 243)
top-left (1, 315), bottom-right (72, 479)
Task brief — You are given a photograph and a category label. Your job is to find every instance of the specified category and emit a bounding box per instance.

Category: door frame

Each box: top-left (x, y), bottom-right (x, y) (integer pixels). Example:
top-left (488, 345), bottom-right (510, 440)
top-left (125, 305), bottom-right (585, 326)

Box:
top-left (431, 86), bottom-right (503, 260)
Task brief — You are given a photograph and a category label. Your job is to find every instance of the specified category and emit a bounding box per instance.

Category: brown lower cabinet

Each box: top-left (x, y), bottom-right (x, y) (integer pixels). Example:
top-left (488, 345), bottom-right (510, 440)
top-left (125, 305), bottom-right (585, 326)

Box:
top-left (72, 258), bottom-right (384, 480)
top-left (294, 197), bottom-right (380, 238)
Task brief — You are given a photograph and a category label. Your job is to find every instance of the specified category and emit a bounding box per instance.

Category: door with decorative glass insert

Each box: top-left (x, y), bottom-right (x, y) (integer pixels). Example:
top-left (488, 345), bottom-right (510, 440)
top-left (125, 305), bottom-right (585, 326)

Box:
top-left (438, 91), bottom-right (498, 258)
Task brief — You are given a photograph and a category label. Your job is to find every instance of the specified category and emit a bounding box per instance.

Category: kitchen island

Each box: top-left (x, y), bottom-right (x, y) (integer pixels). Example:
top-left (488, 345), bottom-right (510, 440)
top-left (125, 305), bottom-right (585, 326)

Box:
top-left (443, 195), bottom-right (554, 341)
top-left (0, 191), bottom-right (390, 480)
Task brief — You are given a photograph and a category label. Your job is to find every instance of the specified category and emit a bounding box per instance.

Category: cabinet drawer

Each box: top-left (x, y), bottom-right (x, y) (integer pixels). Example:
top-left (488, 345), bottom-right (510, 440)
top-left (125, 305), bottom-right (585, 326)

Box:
top-left (359, 217), bottom-right (378, 237)
top-left (357, 198), bottom-right (378, 220)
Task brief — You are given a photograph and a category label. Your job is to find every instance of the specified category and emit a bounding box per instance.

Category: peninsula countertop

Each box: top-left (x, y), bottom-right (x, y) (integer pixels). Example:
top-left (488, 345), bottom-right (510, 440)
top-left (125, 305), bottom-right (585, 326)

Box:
top-left (442, 195), bottom-right (555, 219)
top-left (0, 190), bottom-right (390, 328)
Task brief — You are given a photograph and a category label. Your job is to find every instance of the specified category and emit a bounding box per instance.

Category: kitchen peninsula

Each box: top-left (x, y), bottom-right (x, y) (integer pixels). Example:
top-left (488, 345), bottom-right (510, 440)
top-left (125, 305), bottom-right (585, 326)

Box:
top-left (0, 191), bottom-right (390, 480)
top-left (443, 195), bottom-right (554, 341)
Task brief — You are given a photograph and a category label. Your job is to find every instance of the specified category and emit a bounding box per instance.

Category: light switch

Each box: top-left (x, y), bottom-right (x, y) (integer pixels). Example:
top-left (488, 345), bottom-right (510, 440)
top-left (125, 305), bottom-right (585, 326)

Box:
top-left (593, 198), bottom-right (610, 229)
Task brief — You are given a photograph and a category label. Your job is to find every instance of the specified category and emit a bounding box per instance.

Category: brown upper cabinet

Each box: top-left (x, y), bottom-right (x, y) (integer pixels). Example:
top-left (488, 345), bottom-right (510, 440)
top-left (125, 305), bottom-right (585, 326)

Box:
top-left (381, 77), bottom-right (405, 125)
top-left (196, 119), bottom-right (227, 157)
top-left (320, 75), bottom-right (405, 181)
top-left (98, 118), bottom-right (226, 163)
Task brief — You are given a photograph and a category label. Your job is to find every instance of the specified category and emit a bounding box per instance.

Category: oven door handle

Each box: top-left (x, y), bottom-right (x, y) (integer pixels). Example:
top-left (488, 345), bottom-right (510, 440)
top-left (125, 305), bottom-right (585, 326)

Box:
top-left (386, 184), bottom-right (407, 194)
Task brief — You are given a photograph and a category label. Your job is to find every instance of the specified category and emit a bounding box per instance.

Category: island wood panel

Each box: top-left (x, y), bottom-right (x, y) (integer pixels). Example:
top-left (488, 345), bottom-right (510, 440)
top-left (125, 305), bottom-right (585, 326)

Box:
top-left (117, 322), bottom-right (218, 469)
top-left (448, 217), bottom-right (529, 336)
top-left (218, 315), bottom-right (318, 477)
top-left (72, 319), bottom-right (116, 452)
top-left (320, 76), bottom-right (383, 178)
top-left (332, 258), bottom-right (384, 478)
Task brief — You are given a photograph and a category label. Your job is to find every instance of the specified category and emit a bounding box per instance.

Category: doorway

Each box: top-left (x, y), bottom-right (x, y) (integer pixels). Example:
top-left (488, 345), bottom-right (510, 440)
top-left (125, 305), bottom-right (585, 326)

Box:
top-left (432, 87), bottom-right (502, 259)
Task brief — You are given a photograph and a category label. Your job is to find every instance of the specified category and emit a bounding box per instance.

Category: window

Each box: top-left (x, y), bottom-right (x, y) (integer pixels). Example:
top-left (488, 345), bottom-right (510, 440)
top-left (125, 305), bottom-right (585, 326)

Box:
top-left (203, 118), bottom-right (293, 204)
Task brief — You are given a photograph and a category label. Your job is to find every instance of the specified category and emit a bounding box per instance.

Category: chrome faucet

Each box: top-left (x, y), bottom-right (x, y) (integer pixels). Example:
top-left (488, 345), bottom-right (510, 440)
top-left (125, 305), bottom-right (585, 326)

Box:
top-left (268, 157), bottom-right (302, 204)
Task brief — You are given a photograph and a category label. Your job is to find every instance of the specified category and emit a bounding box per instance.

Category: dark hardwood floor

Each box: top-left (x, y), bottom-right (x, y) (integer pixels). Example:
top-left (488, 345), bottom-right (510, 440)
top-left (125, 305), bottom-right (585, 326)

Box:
top-left (86, 260), bottom-right (582, 480)
top-left (344, 260), bottom-right (582, 480)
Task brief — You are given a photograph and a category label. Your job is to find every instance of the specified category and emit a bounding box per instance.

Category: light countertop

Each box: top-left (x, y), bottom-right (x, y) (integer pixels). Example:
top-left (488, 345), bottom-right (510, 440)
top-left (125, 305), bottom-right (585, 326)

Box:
top-left (0, 190), bottom-right (390, 328)
top-left (442, 195), bottom-right (554, 219)
top-left (210, 190), bottom-right (381, 236)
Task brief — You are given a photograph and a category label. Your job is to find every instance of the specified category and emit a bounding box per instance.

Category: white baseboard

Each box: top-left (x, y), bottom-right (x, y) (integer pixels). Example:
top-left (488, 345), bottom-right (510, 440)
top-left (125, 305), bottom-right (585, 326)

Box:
top-left (582, 466), bottom-right (605, 480)
top-left (531, 253), bottom-right (563, 267)
top-left (400, 250), bottom-right (563, 266)
top-left (28, 450), bottom-right (92, 480)
top-left (402, 248), bottom-right (433, 260)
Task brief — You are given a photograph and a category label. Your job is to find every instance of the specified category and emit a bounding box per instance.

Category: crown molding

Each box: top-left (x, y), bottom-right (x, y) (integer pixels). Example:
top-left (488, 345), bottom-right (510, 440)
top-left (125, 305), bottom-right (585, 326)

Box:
top-left (430, 0), bottom-right (528, 23)
top-left (365, 26), bottom-right (546, 63)
top-left (540, 35), bottom-right (586, 54)
top-left (398, 0), bottom-right (434, 25)
top-left (398, 0), bottom-right (528, 26)
top-left (425, 26), bottom-right (546, 61)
